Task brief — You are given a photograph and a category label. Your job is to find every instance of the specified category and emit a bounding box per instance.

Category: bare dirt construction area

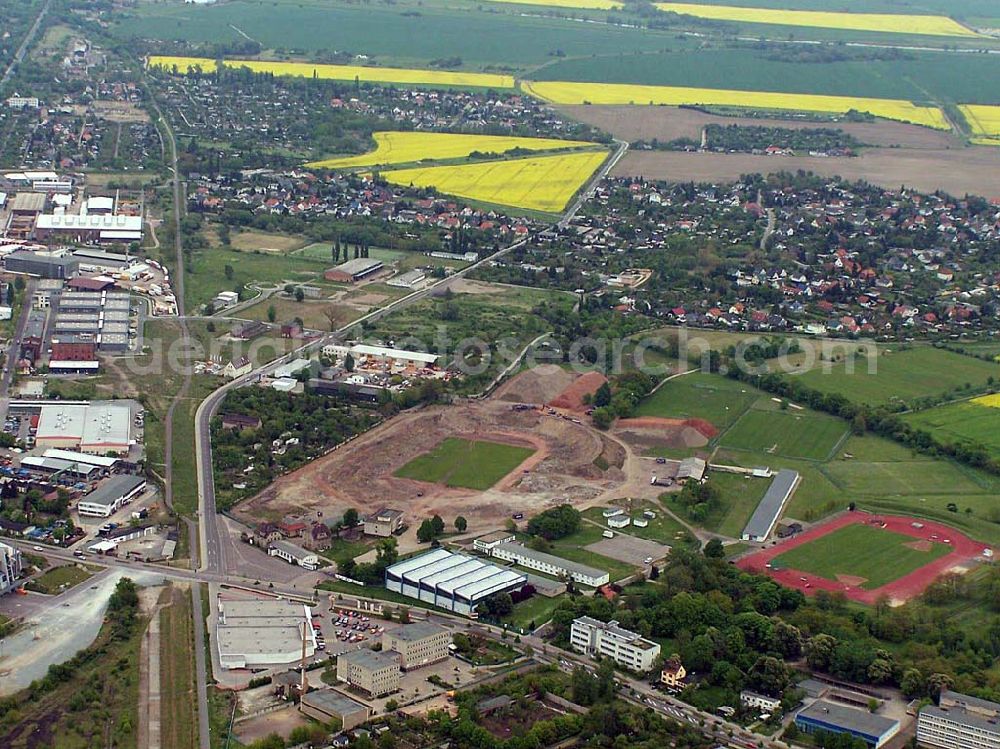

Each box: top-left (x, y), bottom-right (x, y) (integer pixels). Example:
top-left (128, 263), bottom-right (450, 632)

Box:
top-left (494, 365), bottom-right (578, 404)
top-left (560, 105), bottom-right (960, 149)
top-left (548, 371), bottom-right (608, 411)
top-left (612, 147), bottom-right (1000, 200)
top-left (235, 393), bottom-right (636, 541)
top-left (613, 416), bottom-right (713, 452)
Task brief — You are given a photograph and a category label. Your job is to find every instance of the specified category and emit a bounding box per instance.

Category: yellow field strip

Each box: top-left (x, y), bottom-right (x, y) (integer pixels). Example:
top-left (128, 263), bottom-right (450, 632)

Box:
top-left (655, 2), bottom-right (979, 37)
top-left (522, 80), bottom-right (951, 130)
top-left (972, 393), bottom-right (1000, 408)
top-left (483, 0), bottom-right (623, 8)
top-left (147, 56), bottom-right (515, 89)
top-left (959, 105), bottom-right (1000, 146)
top-left (381, 150), bottom-right (608, 213)
top-left (306, 131), bottom-right (594, 170)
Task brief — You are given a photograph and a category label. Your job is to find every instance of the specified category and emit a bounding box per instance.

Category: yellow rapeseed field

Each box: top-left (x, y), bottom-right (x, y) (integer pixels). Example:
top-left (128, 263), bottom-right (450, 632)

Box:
top-left (959, 105), bottom-right (1000, 146)
top-left (972, 393), bottom-right (1000, 409)
top-left (522, 81), bottom-right (950, 130)
top-left (485, 0), bottom-right (623, 8)
top-left (306, 131), bottom-right (593, 170)
top-left (655, 3), bottom-right (979, 37)
top-left (147, 56), bottom-right (514, 89)
top-left (381, 151), bottom-right (608, 213)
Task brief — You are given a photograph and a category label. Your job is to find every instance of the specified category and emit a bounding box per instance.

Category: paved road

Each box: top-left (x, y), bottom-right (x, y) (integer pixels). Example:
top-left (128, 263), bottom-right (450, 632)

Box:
top-left (0, 0), bottom-right (51, 90)
top-left (0, 278), bottom-right (37, 423)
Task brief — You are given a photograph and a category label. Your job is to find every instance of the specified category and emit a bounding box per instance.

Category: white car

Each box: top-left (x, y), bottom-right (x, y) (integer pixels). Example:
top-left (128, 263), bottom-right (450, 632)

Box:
top-left (32, 545), bottom-right (42, 552)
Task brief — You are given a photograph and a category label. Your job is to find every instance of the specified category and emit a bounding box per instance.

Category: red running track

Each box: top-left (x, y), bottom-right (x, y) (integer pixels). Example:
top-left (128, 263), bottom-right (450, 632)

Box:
top-left (736, 511), bottom-right (990, 605)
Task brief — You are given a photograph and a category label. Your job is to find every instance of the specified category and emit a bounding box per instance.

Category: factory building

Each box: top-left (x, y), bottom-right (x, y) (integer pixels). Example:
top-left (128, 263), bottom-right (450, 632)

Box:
top-left (381, 621), bottom-right (450, 670)
top-left (35, 213), bottom-right (143, 244)
top-left (35, 402), bottom-right (134, 454)
top-left (76, 475), bottom-right (147, 518)
top-left (385, 548), bottom-right (527, 617)
top-left (216, 597), bottom-right (317, 670)
top-left (5, 251), bottom-right (79, 279)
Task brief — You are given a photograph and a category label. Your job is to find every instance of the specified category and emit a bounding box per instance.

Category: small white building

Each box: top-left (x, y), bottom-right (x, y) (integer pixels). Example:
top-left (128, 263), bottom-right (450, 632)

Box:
top-left (741, 690), bottom-right (782, 713)
top-left (268, 540), bottom-right (319, 570)
top-left (473, 531), bottom-right (515, 554)
top-left (607, 515), bottom-right (631, 529)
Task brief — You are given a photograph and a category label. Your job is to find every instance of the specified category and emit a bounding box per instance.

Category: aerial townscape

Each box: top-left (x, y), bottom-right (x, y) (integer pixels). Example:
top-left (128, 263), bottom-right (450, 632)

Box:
top-left (5, 0), bottom-right (1000, 748)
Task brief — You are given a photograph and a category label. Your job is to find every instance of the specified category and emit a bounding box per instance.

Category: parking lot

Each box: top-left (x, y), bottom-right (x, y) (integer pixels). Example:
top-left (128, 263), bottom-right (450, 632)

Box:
top-left (585, 535), bottom-right (670, 566)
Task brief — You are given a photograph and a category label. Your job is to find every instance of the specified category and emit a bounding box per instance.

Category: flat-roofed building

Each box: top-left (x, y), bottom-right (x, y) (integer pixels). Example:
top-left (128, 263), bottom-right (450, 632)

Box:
top-left (36, 402), bottom-right (133, 454)
top-left (299, 690), bottom-right (371, 731)
top-left (76, 475), bottom-right (146, 518)
top-left (11, 192), bottom-right (47, 215)
top-left (364, 508), bottom-right (403, 537)
top-left (742, 469), bottom-right (800, 542)
top-left (570, 616), bottom-right (661, 673)
top-left (385, 549), bottom-right (526, 617)
top-left (473, 530), bottom-right (516, 554)
top-left (35, 213), bottom-right (143, 243)
top-left (216, 597), bottom-right (316, 670)
top-left (918, 690), bottom-right (1000, 749)
top-left (324, 258), bottom-right (383, 283)
top-left (382, 621), bottom-right (450, 670)
top-left (5, 251), bottom-right (79, 279)
top-left (21, 455), bottom-right (100, 480)
top-left (387, 269), bottom-right (426, 289)
top-left (491, 542), bottom-right (609, 587)
top-left (0, 541), bottom-right (23, 595)
top-left (336, 649), bottom-right (400, 697)
top-left (795, 700), bottom-right (899, 749)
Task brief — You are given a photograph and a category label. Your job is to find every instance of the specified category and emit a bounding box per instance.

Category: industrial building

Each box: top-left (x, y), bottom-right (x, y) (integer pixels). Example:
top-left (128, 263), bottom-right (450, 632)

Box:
top-left (741, 469), bottom-right (801, 543)
top-left (337, 649), bottom-right (400, 697)
top-left (43, 448), bottom-right (119, 470)
top-left (299, 690), bottom-right (371, 731)
top-left (21, 455), bottom-right (101, 480)
top-left (490, 542), bottom-right (610, 587)
top-left (50, 290), bottom-right (133, 352)
top-left (216, 597), bottom-right (317, 670)
top-left (76, 475), bottom-right (147, 518)
top-left (381, 621), bottom-right (450, 670)
top-left (386, 269), bottom-right (426, 289)
top-left (268, 540), bottom-right (320, 570)
top-left (0, 541), bottom-right (23, 596)
top-left (324, 258), bottom-right (383, 283)
top-left (5, 250), bottom-right (79, 279)
top-left (363, 508), bottom-right (404, 537)
top-left (35, 402), bottom-right (134, 454)
top-left (918, 690), bottom-right (1000, 749)
top-left (795, 700), bottom-right (900, 748)
top-left (35, 213), bottom-right (143, 244)
top-left (570, 617), bottom-right (661, 673)
top-left (322, 343), bottom-right (439, 371)
top-left (385, 548), bottom-right (527, 617)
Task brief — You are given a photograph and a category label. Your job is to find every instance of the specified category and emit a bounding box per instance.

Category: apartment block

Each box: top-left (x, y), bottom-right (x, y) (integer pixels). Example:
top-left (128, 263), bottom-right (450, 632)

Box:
top-left (570, 616), bottom-right (661, 673)
top-left (381, 621), bottom-right (450, 670)
top-left (336, 649), bottom-right (400, 697)
top-left (918, 691), bottom-right (1000, 749)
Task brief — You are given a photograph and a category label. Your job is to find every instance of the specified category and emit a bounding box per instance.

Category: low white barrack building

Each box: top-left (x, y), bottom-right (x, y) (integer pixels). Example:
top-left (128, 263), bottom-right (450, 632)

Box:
top-left (490, 542), bottom-right (609, 587)
top-left (570, 616), bottom-right (661, 673)
top-left (268, 540), bottom-right (319, 571)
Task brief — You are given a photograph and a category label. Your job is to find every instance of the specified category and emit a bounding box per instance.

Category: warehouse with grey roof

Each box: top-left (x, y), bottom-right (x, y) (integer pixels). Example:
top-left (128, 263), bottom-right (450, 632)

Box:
top-left (742, 469), bottom-right (800, 543)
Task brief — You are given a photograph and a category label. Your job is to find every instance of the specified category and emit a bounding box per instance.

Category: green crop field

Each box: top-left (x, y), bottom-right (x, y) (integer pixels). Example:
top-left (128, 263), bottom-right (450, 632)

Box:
top-left (634, 372), bottom-right (757, 431)
top-left (790, 347), bottom-right (1000, 407)
top-left (185, 246), bottom-right (328, 309)
top-left (720, 406), bottom-right (847, 461)
top-left (905, 400), bottom-right (1000, 460)
top-left (395, 437), bottom-right (534, 489)
top-left (532, 48), bottom-right (1000, 104)
top-left (112, 0), bottom-right (686, 69)
top-left (771, 523), bottom-right (951, 589)
top-left (294, 244), bottom-right (408, 264)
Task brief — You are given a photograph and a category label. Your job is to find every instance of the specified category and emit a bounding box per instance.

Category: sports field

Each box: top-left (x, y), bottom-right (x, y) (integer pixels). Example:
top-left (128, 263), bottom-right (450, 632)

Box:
top-left (720, 406), bottom-right (847, 461)
top-left (306, 131), bottom-right (594, 170)
top-left (521, 81), bottom-right (949, 130)
top-left (394, 437), bottom-right (535, 490)
top-left (148, 56), bottom-right (514, 89)
top-left (656, 3), bottom-right (979, 37)
top-left (791, 346), bottom-right (1000, 406)
top-left (634, 372), bottom-right (757, 431)
top-left (381, 150), bottom-right (607, 213)
top-left (771, 523), bottom-right (950, 589)
top-left (959, 104), bottom-right (1000, 145)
